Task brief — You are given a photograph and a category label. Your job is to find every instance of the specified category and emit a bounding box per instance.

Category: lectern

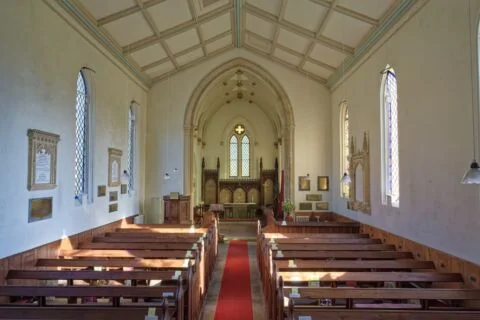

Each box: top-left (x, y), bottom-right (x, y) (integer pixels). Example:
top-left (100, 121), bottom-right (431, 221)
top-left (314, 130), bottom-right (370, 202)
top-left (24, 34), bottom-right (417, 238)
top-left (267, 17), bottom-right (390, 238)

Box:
top-left (163, 195), bottom-right (191, 224)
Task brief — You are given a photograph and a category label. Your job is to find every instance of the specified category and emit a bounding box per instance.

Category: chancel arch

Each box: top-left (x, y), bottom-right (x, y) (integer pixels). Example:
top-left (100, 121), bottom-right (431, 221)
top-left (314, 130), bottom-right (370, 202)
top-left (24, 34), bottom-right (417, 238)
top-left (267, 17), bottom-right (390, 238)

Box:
top-left (184, 58), bottom-right (295, 214)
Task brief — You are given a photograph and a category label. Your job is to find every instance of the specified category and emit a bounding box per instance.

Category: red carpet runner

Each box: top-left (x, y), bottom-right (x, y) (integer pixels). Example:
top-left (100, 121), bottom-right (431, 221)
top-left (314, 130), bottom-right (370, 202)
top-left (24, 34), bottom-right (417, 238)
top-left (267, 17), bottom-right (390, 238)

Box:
top-left (214, 240), bottom-right (253, 320)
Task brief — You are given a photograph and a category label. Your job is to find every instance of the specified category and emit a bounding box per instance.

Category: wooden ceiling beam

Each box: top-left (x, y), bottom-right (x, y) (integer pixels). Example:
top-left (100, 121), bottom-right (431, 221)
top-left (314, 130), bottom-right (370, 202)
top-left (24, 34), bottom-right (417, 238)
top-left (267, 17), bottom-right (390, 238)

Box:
top-left (97, 0), bottom-right (167, 26)
top-left (245, 3), bottom-right (354, 55)
top-left (309, 0), bottom-right (378, 26)
top-left (123, 3), bottom-right (233, 54)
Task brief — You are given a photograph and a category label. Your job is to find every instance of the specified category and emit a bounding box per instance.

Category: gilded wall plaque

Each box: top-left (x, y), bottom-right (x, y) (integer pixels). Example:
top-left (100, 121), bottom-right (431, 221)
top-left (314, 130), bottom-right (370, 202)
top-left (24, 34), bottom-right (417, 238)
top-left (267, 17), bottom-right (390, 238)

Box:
top-left (27, 129), bottom-right (60, 190)
top-left (315, 202), bottom-right (329, 211)
top-left (306, 194), bottom-right (322, 201)
top-left (109, 191), bottom-right (118, 202)
top-left (317, 176), bottom-right (329, 191)
top-left (98, 185), bottom-right (106, 197)
top-left (121, 184), bottom-right (127, 195)
top-left (29, 197), bottom-right (53, 222)
top-left (109, 203), bottom-right (118, 213)
top-left (299, 202), bottom-right (313, 210)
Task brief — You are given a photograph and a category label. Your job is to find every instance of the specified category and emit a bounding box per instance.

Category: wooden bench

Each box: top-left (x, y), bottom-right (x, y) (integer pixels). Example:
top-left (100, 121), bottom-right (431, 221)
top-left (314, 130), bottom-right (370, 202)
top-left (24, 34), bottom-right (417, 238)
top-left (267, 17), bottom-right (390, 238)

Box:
top-left (282, 286), bottom-right (480, 320)
top-left (0, 284), bottom-right (183, 319)
top-left (0, 306), bottom-right (173, 320)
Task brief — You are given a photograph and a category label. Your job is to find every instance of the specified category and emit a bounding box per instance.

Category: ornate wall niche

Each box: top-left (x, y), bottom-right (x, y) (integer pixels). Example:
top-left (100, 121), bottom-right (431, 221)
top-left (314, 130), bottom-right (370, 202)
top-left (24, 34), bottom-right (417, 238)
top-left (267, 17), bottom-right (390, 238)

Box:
top-left (347, 132), bottom-right (371, 214)
top-left (108, 148), bottom-right (122, 187)
top-left (27, 129), bottom-right (60, 190)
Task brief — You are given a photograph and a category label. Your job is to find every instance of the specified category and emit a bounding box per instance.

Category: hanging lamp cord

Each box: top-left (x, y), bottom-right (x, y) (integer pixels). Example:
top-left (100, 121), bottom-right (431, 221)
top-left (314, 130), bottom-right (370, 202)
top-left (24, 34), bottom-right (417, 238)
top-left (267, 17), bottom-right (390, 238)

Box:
top-left (468, 0), bottom-right (477, 161)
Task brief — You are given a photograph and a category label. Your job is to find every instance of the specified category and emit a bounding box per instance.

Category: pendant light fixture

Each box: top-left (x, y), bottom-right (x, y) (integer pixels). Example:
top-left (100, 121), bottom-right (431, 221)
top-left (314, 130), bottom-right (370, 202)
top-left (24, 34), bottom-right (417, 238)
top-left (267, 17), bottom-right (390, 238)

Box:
top-left (339, 17), bottom-right (350, 185)
top-left (461, 0), bottom-right (480, 184)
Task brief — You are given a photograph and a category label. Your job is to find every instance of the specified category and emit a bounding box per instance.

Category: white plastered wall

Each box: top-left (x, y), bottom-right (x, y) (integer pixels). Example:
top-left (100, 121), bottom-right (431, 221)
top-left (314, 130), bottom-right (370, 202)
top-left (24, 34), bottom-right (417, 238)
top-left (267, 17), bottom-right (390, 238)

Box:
top-left (147, 49), bottom-right (331, 223)
top-left (331, 0), bottom-right (480, 264)
top-left (0, 1), bottom-right (147, 258)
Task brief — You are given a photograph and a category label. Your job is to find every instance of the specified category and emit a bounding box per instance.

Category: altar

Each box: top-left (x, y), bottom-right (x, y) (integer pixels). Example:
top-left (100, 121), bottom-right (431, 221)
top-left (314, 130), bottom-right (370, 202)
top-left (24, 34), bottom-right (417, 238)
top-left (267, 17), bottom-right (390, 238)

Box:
top-left (224, 203), bottom-right (257, 220)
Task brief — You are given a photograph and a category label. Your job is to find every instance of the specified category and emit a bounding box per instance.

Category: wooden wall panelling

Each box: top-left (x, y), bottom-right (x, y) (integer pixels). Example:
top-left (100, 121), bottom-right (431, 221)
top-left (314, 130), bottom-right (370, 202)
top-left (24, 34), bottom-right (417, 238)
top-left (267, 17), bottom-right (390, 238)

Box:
top-left (0, 216), bottom-right (134, 299)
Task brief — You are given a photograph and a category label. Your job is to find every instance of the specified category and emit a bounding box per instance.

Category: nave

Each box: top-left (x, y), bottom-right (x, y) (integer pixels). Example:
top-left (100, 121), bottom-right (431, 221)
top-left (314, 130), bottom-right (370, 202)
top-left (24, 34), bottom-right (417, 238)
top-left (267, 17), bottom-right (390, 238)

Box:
top-left (1, 212), bottom-right (480, 320)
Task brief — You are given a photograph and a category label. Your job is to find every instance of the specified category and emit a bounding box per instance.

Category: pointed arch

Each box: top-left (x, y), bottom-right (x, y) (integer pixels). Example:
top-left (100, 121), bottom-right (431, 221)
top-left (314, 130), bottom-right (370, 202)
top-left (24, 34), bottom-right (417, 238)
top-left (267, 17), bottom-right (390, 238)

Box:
top-left (184, 58), bottom-right (295, 200)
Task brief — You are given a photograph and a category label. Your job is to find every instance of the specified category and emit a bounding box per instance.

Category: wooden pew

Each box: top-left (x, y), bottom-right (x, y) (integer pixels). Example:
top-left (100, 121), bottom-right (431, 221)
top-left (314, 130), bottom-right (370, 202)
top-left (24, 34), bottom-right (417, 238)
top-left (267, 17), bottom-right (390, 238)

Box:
top-left (0, 284), bottom-right (183, 319)
top-left (0, 306), bottom-right (172, 320)
top-left (282, 285), bottom-right (480, 320)
top-left (274, 259), bottom-right (436, 271)
top-left (35, 258), bottom-right (200, 320)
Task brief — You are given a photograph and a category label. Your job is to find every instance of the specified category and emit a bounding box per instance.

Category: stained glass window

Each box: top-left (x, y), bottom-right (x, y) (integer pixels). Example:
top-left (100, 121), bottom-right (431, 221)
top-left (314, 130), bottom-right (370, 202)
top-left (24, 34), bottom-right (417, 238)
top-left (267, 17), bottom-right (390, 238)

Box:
top-left (341, 103), bottom-right (350, 198)
top-left (382, 68), bottom-right (399, 207)
top-left (229, 135), bottom-right (238, 176)
top-left (241, 135), bottom-right (250, 177)
top-left (74, 71), bottom-right (88, 201)
top-left (127, 104), bottom-right (135, 191)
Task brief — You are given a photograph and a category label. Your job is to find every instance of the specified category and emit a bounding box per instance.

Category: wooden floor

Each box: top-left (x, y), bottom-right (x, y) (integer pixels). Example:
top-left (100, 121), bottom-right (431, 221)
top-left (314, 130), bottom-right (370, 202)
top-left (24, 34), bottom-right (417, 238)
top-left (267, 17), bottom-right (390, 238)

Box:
top-left (201, 222), bottom-right (266, 320)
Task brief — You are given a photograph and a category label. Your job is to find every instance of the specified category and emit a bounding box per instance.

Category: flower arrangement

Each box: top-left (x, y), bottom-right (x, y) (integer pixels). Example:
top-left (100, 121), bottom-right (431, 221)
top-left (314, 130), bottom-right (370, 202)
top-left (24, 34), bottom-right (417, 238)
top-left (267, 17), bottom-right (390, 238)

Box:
top-left (282, 200), bottom-right (295, 214)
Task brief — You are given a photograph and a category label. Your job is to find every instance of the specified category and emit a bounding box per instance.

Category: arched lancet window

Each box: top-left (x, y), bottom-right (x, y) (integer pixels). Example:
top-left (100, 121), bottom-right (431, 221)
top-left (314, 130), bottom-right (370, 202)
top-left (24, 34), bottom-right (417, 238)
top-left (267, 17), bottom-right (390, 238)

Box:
top-left (381, 66), bottom-right (399, 207)
top-left (340, 102), bottom-right (350, 198)
top-left (229, 124), bottom-right (251, 177)
top-left (241, 135), bottom-right (250, 177)
top-left (127, 104), bottom-right (136, 191)
top-left (74, 71), bottom-right (90, 202)
top-left (229, 135), bottom-right (238, 177)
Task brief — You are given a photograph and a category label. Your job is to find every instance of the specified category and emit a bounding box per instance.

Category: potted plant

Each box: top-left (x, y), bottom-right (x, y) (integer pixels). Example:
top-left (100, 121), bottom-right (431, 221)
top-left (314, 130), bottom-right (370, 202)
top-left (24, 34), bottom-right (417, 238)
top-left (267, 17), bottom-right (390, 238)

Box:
top-left (282, 200), bottom-right (295, 225)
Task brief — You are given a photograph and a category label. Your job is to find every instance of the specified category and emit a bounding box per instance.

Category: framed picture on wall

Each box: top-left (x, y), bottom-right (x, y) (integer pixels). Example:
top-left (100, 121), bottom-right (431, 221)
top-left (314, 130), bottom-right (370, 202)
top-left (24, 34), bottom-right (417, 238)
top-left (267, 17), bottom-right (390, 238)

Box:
top-left (317, 176), bottom-right (329, 191)
top-left (298, 176), bottom-right (310, 191)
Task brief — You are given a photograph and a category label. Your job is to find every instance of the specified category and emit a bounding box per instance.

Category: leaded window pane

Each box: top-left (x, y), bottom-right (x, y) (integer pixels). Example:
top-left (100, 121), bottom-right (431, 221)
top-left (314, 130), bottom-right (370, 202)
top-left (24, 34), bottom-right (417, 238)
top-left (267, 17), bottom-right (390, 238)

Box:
top-left (74, 72), bottom-right (88, 199)
top-left (241, 135), bottom-right (250, 177)
top-left (230, 136), bottom-right (238, 176)
top-left (385, 70), bottom-right (399, 206)
top-left (127, 106), bottom-right (135, 190)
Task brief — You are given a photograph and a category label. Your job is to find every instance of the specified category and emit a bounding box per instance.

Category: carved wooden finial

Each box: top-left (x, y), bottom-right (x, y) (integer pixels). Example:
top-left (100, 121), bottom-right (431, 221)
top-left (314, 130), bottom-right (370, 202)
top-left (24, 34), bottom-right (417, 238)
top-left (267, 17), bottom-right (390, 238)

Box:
top-left (363, 132), bottom-right (368, 151)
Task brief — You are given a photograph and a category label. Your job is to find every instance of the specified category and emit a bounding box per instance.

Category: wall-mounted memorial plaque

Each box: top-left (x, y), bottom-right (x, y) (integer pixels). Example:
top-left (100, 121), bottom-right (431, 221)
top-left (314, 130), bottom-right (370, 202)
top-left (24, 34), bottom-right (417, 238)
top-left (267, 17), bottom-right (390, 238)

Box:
top-left (315, 202), bottom-right (329, 211)
top-left (98, 185), bottom-right (106, 197)
top-left (29, 197), bottom-right (53, 222)
top-left (109, 203), bottom-right (118, 213)
top-left (108, 148), bottom-right (122, 187)
top-left (121, 184), bottom-right (127, 194)
top-left (109, 191), bottom-right (118, 202)
top-left (27, 129), bottom-right (60, 190)
top-left (299, 202), bottom-right (313, 210)
top-left (306, 194), bottom-right (322, 201)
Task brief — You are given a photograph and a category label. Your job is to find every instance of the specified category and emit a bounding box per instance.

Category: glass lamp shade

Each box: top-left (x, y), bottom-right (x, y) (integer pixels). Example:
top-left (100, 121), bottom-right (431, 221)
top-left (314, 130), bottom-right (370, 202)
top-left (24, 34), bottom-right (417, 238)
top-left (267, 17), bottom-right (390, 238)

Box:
top-left (163, 173), bottom-right (171, 180)
top-left (461, 160), bottom-right (480, 184)
top-left (341, 172), bottom-right (351, 184)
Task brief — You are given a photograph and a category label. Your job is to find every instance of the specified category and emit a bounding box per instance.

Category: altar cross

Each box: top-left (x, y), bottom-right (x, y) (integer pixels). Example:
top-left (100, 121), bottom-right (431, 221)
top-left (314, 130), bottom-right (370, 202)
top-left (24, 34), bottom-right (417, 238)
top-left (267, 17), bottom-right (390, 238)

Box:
top-left (234, 124), bottom-right (245, 135)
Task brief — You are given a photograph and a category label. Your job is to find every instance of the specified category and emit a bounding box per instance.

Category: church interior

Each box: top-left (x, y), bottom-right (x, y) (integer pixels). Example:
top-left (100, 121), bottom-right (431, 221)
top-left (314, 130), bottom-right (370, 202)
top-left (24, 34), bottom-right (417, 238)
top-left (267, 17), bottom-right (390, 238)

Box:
top-left (1, 0), bottom-right (480, 319)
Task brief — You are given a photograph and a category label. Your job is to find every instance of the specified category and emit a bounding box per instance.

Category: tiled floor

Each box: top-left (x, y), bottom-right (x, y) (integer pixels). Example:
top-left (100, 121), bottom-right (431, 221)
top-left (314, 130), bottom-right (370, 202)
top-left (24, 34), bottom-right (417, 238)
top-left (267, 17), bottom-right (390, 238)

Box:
top-left (200, 222), bottom-right (266, 320)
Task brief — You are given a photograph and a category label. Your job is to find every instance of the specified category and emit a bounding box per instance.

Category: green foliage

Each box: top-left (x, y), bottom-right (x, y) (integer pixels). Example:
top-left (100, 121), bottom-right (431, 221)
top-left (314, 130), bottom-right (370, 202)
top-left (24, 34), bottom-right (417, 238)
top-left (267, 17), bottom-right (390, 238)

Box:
top-left (282, 200), bottom-right (295, 213)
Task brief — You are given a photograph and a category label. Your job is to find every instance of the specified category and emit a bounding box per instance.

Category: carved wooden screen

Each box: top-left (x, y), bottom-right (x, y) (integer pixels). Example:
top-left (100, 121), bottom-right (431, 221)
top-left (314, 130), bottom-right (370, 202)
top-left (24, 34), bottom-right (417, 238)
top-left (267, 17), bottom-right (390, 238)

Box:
top-left (263, 179), bottom-right (273, 205)
top-left (233, 188), bottom-right (246, 203)
top-left (204, 179), bottom-right (216, 204)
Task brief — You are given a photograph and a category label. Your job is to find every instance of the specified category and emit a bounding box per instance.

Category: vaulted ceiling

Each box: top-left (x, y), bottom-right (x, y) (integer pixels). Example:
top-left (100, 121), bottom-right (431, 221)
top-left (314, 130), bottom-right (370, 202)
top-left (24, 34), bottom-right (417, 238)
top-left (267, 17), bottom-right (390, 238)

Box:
top-left (59, 0), bottom-right (417, 87)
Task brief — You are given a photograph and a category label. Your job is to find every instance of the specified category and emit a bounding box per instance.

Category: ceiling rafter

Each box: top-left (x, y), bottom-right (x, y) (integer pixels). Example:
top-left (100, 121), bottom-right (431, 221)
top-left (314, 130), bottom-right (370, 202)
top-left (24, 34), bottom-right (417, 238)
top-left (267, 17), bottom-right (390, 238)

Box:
top-left (97, 0), bottom-right (167, 26)
top-left (269, 0), bottom-right (288, 56)
top-left (299, 0), bottom-right (338, 69)
top-left (246, 31), bottom-right (335, 72)
top-left (245, 3), bottom-right (354, 55)
top-left (122, 3), bottom-right (233, 54)
top-left (244, 43), bottom-right (326, 84)
top-left (152, 44), bottom-right (235, 83)
top-left (309, 0), bottom-right (379, 26)
top-left (134, 0), bottom-right (179, 69)
top-left (142, 30), bottom-right (232, 71)
top-left (187, 0), bottom-right (207, 56)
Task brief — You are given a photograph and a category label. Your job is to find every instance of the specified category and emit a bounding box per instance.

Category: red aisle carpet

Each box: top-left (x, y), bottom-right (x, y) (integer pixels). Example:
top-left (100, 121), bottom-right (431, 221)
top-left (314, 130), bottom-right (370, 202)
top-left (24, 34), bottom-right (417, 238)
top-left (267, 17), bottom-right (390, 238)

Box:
top-left (214, 240), bottom-right (253, 320)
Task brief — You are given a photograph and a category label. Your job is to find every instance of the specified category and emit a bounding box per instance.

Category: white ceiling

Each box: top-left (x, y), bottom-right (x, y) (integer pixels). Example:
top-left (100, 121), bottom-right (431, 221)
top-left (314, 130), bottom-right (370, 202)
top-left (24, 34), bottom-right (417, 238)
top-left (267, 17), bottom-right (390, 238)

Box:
top-left (66, 0), bottom-right (402, 86)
